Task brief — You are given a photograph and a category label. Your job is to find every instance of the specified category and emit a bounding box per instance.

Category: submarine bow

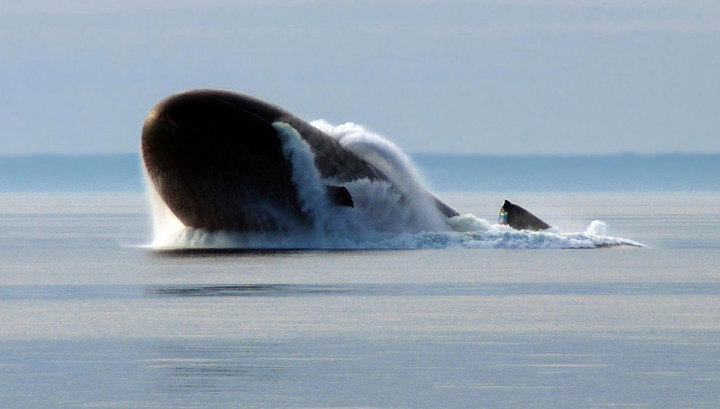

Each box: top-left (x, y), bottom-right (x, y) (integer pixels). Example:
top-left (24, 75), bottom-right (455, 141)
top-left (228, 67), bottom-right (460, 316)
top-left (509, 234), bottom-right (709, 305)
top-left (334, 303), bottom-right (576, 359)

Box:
top-left (142, 89), bottom-right (458, 233)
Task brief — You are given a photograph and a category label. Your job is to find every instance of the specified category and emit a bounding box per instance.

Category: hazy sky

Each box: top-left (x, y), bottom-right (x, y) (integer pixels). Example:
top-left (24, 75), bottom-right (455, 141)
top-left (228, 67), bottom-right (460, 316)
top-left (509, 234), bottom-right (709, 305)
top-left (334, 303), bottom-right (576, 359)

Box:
top-left (2, 0), bottom-right (718, 155)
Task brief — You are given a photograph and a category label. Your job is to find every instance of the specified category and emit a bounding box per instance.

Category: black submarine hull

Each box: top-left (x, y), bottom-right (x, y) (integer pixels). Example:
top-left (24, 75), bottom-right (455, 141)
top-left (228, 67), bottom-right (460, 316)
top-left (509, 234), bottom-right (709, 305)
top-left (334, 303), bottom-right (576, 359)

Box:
top-left (141, 89), bottom-right (458, 232)
top-left (500, 199), bottom-right (551, 231)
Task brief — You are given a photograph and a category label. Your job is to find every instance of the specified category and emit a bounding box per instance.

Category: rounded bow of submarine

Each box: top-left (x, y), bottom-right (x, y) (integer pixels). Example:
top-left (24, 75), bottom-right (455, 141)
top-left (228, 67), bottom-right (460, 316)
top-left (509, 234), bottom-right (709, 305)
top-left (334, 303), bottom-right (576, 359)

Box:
top-left (142, 90), bottom-right (291, 169)
top-left (141, 90), bottom-right (302, 232)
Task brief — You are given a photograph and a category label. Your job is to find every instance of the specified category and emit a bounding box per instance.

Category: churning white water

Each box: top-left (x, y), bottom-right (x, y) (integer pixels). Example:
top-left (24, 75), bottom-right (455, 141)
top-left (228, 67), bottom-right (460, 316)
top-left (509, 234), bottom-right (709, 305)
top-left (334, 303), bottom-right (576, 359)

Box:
top-left (147, 121), bottom-right (642, 249)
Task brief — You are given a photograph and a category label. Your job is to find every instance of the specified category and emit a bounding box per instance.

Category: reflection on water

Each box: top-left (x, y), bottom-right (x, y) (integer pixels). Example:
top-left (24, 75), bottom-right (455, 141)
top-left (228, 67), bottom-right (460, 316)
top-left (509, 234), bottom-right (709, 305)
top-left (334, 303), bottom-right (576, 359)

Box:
top-left (4, 282), bottom-right (719, 302)
top-left (148, 284), bottom-right (355, 297)
top-left (147, 282), bottom-right (720, 298)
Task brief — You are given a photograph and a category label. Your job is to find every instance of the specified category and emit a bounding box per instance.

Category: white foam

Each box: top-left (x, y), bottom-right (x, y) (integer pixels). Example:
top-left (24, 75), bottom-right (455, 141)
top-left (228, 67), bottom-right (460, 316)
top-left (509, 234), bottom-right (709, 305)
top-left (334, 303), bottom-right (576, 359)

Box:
top-left (144, 168), bottom-right (186, 248)
top-left (585, 220), bottom-right (610, 236)
top-left (146, 121), bottom-right (643, 250)
top-left (313, 120), bottom-right (447, 232)
top-left (274, 122), bottom-right (333, 229)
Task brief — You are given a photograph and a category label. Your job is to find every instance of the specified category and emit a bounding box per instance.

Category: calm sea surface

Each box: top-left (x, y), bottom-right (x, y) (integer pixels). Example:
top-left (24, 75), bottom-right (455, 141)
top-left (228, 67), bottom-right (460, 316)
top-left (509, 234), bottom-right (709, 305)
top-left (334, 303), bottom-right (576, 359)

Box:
top-left (1, 192), bottom-right (719, 408)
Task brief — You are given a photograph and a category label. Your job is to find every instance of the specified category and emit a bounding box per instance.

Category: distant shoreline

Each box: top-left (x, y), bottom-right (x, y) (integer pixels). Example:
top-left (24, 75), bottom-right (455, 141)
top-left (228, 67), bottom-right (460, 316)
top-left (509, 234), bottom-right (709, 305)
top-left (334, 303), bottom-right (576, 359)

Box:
top-left (1, 153), bottom-right (719, 193)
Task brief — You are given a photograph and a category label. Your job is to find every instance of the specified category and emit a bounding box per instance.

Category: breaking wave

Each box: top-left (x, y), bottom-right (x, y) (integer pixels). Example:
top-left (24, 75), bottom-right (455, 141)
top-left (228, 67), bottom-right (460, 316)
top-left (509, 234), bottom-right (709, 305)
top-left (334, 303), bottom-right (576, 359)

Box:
top-left (147, 121), bottom-right (642, 250)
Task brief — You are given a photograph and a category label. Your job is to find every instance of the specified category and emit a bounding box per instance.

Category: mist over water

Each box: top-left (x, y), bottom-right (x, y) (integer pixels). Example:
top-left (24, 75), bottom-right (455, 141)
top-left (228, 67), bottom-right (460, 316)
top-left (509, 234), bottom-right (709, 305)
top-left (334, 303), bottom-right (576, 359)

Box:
top-left (148, 121), bottom-right (641, 250)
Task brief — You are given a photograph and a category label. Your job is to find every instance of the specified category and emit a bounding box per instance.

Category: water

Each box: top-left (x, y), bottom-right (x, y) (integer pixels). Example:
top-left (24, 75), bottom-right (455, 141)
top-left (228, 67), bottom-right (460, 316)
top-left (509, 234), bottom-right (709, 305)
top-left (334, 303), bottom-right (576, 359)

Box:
top-left (1, 191), bottom-right (719, 408)
top-left (4, 153), bottom-right (720, 194)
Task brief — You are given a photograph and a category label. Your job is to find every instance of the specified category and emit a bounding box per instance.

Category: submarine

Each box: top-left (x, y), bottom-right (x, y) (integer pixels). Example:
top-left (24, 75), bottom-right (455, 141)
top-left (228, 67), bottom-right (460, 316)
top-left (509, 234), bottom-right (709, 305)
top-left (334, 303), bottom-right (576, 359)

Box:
top-left (141, 89), bottom-right (460, 232)
top-left (498, 199), bottom-right (551, 231)
top-left (141, 89), bottom-right (551, 233)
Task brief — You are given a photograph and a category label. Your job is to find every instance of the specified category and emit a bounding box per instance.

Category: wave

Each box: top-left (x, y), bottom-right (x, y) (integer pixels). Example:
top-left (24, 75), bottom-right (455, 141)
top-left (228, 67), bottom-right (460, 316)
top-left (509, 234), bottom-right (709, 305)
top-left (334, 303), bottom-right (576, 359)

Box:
top-left (147, 121), bottom-right (642, 250)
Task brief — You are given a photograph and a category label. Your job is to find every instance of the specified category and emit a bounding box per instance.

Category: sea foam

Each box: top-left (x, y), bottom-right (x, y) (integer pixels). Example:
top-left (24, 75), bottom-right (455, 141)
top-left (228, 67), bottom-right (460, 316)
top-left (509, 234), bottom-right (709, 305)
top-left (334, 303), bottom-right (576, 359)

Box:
top-left (147, 121), bottom-right (642, 250)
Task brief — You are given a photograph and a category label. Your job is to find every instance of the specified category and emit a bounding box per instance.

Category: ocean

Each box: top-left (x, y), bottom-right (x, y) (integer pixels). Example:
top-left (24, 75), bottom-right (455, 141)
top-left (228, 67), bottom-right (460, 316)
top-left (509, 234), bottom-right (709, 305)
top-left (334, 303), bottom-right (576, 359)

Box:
top-left (1, 153), bottom-right (719, 408)
top-left (3, 153), bottom-right (720, 193)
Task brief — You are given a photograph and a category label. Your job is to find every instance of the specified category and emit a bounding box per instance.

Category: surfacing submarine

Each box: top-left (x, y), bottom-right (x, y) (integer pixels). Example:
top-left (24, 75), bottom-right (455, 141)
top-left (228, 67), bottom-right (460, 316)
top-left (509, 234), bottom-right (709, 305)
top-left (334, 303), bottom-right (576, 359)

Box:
top-left (141, 89), bottom-right (551, 233)
top-left (142, 89), bottom-right (460, 232)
